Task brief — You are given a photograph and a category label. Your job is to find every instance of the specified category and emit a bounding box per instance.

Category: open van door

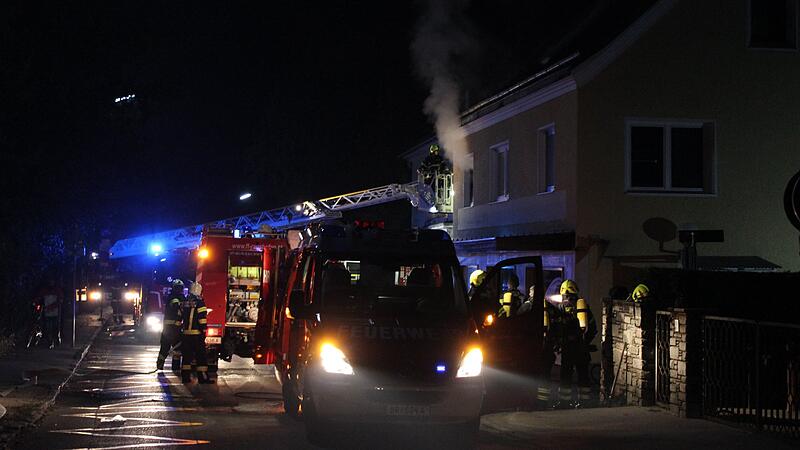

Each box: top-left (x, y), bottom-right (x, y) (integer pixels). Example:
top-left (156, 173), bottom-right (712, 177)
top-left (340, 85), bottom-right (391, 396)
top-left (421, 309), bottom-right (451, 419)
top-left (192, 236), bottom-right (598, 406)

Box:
top-left (468, 256), bottom-right (544, 376)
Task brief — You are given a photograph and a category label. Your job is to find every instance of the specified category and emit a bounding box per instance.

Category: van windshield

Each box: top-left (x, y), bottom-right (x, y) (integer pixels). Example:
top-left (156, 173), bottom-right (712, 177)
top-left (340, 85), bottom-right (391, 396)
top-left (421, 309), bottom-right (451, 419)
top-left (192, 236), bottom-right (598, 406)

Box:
top-left (315, 254), bottom-right (468, 319)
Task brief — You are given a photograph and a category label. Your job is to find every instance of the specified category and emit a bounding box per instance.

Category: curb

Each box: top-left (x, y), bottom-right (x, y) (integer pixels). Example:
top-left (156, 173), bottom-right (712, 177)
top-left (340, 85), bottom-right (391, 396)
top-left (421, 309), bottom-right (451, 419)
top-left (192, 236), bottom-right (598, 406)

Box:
top-left (1, 319), bottom-right (108, 449)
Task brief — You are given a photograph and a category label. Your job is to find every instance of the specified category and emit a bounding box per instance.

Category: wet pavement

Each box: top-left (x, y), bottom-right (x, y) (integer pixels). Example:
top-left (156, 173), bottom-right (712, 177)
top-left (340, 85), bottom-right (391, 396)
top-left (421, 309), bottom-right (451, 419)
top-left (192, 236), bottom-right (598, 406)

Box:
top-left (13, 333), bottom-right (311, 450)
top-left (10, 330), bottom-right (794, 449)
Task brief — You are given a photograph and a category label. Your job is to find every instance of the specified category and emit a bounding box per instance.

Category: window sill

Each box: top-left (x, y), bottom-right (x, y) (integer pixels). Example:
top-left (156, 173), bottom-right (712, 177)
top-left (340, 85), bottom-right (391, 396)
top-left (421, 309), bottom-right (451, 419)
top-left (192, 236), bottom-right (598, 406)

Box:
top-left (489, 195), bottom-right (510, 204)
top-left (747, 45), bottom-right (798, 52)
top-left (537, 187), bottom-right (556, 195)
top-left (625, 189), bottom-right (717, 198)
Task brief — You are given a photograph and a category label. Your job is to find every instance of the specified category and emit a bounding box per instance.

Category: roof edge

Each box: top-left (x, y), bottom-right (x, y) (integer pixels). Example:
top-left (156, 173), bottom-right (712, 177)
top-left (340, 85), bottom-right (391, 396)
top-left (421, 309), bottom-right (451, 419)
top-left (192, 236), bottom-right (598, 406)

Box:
top-left (573, 0), bottom-right (677, 86)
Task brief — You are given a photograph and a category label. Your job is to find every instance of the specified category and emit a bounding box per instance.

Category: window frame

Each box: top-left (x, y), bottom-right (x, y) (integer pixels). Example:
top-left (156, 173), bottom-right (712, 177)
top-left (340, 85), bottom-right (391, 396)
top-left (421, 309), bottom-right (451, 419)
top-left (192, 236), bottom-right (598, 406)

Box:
top-left (624, 119), bottom-right (716, 195)
top-left (747, 0), bottom-right (799, 51)
top-left (462, 153), bottom-right (474, 208)
top-left (538, 123), bottom-right (556, 194)
top-left (491, 141), bottom-right (510, 202)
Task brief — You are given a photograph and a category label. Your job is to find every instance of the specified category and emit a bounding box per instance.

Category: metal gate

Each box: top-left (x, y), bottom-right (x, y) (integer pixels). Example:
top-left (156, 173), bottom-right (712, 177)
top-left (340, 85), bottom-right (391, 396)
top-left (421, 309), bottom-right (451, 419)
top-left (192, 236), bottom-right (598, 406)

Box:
top-left (655, 311), bottom-right (671, 405)
top-left (703, 316), bottom-right (800, 437)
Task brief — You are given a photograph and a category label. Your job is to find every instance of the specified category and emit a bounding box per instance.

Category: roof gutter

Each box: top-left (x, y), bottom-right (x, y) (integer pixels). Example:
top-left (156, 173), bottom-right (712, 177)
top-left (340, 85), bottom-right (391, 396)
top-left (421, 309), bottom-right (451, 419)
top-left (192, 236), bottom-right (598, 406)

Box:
top-left (460, 52), bottom-right (580, 119)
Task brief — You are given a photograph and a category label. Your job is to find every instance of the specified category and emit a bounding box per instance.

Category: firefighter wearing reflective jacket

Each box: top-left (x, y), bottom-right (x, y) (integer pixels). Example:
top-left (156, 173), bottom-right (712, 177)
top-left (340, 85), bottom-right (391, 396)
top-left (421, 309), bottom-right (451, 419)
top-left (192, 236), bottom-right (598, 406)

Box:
top-left (157, 279), bottom-right (184, 371)
top-left (537, 292), bottom-right (559, 407)
top-left (553, 279), bottom-right (596, 408)
top-left (180, 282), bottom-right (212, 384)
top-left (497, 274), bottom-right (525, 318)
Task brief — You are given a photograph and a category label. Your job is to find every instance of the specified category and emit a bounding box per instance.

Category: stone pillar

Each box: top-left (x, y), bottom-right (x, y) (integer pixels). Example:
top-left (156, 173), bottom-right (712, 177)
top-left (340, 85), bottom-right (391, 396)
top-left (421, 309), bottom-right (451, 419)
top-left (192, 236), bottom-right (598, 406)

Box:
top-left (668, 308), bottom-right (704, 418)
top-left (601, 299), bottom-right (656, 406)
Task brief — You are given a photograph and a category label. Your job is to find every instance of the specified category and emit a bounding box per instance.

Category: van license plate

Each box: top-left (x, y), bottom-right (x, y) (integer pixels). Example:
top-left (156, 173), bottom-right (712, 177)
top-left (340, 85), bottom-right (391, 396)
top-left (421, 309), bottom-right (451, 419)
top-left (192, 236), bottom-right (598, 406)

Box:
top-left (205, 337), bottom-right (222, 345)
top-left (386, 405), bottom-right (430, 417)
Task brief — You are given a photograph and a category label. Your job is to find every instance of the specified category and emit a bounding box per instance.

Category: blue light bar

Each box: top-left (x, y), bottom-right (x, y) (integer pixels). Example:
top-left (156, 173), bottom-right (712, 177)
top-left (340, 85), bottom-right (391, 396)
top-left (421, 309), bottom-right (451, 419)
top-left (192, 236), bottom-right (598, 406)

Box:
top-left (149, 243), bottom-right (163, 255)
top-left (436, 364), bottom-right (446, 373)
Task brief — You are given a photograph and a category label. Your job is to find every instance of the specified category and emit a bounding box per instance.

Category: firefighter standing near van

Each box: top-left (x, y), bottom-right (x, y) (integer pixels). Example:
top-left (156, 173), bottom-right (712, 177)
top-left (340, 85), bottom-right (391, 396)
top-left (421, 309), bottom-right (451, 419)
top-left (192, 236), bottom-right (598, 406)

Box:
top-left (156, 279), bottom-right (184, 371)
top-left (180, 282), bottom-right (212, 384)
top-left (553, 279), bottom-right (596, 408)
top-left (537, 290), bottom-right (559, 408)
top-left (498, 274), bottom-right (525, 318)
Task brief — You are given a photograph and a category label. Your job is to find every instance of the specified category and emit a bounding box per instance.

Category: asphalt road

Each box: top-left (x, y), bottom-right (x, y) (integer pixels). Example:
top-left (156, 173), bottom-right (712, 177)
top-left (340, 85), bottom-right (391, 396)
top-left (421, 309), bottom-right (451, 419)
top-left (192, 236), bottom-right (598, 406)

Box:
top-left (13, 331), bottom-right (314, 450)
top-left (14, 329), bottom-right (786, 450)
top-left (12, 331), bottom-right (486, 450)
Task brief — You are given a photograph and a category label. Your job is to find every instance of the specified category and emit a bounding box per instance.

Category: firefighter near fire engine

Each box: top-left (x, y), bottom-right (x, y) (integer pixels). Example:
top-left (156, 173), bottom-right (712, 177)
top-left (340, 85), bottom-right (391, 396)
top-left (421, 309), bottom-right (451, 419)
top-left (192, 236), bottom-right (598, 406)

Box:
top-left (179, 282), bottom-right (212, 384)
top-left (552, 279), bottom-right (597, 408)
top-left (156, 279), bottom-right (184, 371)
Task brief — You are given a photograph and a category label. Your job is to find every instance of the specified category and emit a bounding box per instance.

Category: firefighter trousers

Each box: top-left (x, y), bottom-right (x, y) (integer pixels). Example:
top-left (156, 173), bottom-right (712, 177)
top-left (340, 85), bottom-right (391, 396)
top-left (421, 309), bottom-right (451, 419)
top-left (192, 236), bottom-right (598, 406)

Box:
top-left (558, 342), bottom-right (592, 405)
top-left (537, 345), bottom-right (557, 407)
top-left (180, 334), bottom-right (209, 382)
top-left (157, 327), bottom-right (181, 371)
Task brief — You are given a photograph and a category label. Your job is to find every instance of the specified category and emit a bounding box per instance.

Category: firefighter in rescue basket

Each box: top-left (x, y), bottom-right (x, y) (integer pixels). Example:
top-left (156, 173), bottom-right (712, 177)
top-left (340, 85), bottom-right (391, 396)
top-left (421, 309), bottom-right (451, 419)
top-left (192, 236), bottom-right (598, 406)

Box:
top-left (180, 282), bottom-right (213, 383)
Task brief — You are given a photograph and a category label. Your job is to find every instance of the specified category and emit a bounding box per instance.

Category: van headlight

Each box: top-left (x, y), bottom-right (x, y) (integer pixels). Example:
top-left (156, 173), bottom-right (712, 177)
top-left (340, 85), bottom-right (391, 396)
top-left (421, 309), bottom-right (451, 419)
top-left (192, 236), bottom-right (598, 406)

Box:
top-left (320, 343), bottom-right (354, 375)
top-left (456, 348), bottom-right (483, 378)
top-left (146, 316), bottom-right (163, 332)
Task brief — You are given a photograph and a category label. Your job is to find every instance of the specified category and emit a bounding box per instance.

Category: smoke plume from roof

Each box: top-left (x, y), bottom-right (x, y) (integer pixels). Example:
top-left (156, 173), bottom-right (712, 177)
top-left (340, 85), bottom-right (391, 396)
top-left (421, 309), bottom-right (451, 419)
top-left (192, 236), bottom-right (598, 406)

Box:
top-left (411, 0), bottom-right (475, 165)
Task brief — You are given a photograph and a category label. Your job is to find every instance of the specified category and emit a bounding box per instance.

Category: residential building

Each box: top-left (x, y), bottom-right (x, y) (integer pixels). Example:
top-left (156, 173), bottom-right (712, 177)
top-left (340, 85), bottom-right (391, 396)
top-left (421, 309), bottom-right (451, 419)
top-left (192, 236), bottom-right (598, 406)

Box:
top-left (448, 0), bottom-right (800, 353)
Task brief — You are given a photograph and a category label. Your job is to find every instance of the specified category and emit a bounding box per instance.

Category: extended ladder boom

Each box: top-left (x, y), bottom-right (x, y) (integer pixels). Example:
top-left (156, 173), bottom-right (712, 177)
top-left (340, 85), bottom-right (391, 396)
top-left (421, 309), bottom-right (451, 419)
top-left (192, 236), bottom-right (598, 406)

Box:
top-left (109, 182), bottom-right (427, 259)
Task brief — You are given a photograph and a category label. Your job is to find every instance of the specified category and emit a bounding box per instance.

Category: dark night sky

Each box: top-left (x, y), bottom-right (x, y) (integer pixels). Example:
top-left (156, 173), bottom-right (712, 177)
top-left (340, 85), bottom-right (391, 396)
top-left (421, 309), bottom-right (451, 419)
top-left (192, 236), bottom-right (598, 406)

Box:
top-left (0, 1), bottom-right (627, 241)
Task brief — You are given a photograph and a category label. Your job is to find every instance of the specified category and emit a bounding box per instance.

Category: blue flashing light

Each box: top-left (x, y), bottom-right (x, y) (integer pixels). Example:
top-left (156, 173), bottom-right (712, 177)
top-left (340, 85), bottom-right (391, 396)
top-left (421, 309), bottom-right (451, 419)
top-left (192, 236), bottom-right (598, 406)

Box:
top-left (436, 364), bottom-right (446, 373)
top-left (149, 243), bottom-right (163, 255)
top-left (159, 257), bottom-right (167, 262)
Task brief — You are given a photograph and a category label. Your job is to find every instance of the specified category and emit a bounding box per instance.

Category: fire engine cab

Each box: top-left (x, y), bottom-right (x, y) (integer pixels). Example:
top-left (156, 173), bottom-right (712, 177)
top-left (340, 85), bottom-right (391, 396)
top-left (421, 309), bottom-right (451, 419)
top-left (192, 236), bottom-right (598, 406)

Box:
top-left (266, 223), bottom-right (484, 445)
top-left (194, 228), bottom-right (289, 378)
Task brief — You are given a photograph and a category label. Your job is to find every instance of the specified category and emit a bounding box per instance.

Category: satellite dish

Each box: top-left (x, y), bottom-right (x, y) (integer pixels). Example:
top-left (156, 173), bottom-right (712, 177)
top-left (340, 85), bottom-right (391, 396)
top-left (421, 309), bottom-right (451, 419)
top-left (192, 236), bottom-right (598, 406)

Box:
top-left (785, 170), bottom-right (800, 232)
top-left (642, 217), bottom-right (678, 244)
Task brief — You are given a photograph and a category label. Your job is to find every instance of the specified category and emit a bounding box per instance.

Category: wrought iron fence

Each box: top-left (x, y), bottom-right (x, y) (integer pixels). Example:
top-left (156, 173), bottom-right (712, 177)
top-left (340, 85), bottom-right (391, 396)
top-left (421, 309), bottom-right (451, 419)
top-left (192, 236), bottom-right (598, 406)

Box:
top-left (703, 316), bottom-right (800, 437)
top-left (655, 311), bottom-right (671, 405)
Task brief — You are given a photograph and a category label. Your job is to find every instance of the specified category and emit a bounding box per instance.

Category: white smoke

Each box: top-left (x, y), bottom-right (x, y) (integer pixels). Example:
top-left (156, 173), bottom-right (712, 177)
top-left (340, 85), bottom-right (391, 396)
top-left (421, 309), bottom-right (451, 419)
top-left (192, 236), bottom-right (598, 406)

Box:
top-left (411, 0), bottom-right (473, 166)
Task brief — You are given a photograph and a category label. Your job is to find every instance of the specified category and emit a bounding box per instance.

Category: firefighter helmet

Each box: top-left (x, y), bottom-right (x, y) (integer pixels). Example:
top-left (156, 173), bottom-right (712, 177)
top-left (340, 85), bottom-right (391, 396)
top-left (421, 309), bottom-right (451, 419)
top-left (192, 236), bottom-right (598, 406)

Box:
top-left (631, 284), bottom-right (650, 302)
top-left (172, 279), bottom-right (184, 288)
top-left (429, 143), bottom-right (440, 155)
top-left (559, 279), bottom-right (579, 295)
top-left (469, 269), bottom-right (486, 287)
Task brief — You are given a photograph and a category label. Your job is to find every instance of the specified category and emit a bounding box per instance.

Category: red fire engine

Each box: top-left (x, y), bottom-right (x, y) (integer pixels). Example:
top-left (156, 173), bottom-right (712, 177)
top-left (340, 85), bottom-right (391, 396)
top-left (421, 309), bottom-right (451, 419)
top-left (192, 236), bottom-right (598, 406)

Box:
top-left (194, 228), bottom-right (289, 377)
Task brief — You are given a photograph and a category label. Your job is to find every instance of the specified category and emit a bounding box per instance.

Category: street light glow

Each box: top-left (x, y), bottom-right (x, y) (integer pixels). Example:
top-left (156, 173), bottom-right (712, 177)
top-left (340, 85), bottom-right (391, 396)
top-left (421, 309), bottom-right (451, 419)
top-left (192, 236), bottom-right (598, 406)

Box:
top-left (239, 192), bottom-right (252, 200)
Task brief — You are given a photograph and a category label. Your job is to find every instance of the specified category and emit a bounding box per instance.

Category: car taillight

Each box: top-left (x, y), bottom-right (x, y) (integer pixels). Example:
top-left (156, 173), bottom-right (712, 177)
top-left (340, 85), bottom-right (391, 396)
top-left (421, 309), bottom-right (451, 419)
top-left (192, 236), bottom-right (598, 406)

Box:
top-left (206, 327), bottom-right (221, 337)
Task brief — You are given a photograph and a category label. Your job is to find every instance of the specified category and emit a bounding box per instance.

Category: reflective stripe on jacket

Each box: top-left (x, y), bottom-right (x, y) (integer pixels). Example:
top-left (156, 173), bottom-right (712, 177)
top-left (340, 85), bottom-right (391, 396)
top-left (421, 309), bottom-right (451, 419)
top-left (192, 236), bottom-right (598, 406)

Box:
top-left (181, 295), bottom-right (207, 335)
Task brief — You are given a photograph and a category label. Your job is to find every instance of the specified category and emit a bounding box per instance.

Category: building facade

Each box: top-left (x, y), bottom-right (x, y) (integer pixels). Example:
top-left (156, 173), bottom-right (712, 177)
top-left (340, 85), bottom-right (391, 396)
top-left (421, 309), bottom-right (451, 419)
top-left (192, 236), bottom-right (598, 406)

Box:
top-left (448, 0), bottom-right (800, 350)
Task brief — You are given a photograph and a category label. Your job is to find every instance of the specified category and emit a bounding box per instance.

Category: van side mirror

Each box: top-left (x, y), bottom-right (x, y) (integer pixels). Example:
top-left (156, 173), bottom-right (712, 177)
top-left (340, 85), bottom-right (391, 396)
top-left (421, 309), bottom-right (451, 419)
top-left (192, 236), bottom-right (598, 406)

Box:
top-left (288, 289), bottom-right (307, 319)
